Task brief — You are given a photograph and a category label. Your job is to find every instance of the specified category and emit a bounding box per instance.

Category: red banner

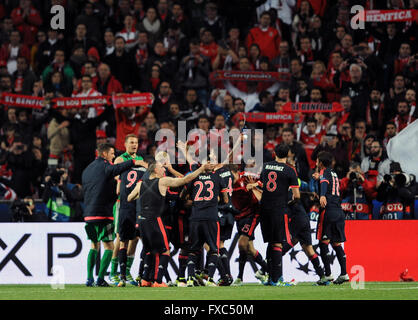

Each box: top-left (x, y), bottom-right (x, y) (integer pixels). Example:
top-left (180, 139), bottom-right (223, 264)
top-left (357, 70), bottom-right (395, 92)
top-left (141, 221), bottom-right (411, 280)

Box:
top-left (362, 9), bottom-right (418, 22)
top-left (1, 92), bottom-right (153, 109)
top-left (112, 93), bottom-right (154, 109)
top-left (242, 112), bottom-right (303, 123)
top-left (282, 102), bottom-right (344, 113)
top-left (0, 93), bottom-right (44, 109)
top-left (211, 70), bottom-right (291, 82)
top-left (52, 96), bottom-right (111, 109)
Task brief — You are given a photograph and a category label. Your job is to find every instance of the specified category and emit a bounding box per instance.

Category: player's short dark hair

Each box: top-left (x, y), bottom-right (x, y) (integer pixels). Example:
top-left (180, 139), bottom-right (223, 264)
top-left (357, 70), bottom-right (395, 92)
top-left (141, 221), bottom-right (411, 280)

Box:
top-left (147, 161), bottom-right (158, 175)
top-left (317, 151), bottom-right (333, 168)
top-left (98, 143), bottom-right (114, 156)
top-left (125, 133), bottom-right (138, 142)
top-left (229, 164), bottom-right (239, 173)
top-left (275, 143), bottom-right (290, 159)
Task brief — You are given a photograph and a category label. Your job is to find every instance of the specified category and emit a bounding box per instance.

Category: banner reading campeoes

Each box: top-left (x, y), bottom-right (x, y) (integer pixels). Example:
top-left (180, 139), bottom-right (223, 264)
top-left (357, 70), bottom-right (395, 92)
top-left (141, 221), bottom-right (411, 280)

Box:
top-left (0, 221), bottom-right (416, 284)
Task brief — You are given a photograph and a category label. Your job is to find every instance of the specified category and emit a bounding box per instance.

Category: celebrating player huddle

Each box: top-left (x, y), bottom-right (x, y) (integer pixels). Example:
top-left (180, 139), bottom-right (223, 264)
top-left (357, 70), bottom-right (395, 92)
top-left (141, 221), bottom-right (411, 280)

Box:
top-left (81, 134), bottom-right (349, 287)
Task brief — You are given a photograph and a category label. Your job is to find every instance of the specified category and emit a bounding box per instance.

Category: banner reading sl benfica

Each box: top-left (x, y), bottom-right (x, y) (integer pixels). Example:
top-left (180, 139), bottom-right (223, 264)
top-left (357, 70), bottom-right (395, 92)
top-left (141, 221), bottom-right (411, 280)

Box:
top-left (362, 9), bottom-right (418, 22)
top-left (282, 102), bottom-right (344, 113)
top-left (0, 93), bottom-right (154, 109)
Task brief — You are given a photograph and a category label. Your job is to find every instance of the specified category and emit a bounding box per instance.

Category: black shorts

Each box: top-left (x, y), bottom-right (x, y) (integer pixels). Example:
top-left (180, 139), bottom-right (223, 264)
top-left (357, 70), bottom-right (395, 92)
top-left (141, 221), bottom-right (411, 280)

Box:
top-left (118, 208), bottom-right (138, 241)
top-left (260, 207), bottom-right (292, 244)
top-left (219, 211), bottom-right (235, 241)
top-left (170, 209), bottom-right (191, 250)
top-left (236, 214), bottom-right (259, 241)
top-left (316, 207), bottom-right (346, 243)
top-left (289, 204), bottom-right (311, 246)
top-left (138, 216), bottom-right (170, 254)
top-left (189, 220), bottom-right (220, 254)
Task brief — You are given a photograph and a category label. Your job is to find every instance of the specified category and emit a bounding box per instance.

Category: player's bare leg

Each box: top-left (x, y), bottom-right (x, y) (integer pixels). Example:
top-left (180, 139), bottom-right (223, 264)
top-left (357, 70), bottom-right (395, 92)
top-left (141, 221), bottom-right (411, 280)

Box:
top-left (331, 242), bottom-right (349, 284)
top-left (86, 242), bottom-right (99, 287)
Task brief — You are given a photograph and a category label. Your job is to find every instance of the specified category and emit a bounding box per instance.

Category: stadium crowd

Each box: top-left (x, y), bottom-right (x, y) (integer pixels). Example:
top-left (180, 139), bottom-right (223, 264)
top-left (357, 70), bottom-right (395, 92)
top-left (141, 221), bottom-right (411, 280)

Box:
top-left (0, 0), bottom-right (417, 221)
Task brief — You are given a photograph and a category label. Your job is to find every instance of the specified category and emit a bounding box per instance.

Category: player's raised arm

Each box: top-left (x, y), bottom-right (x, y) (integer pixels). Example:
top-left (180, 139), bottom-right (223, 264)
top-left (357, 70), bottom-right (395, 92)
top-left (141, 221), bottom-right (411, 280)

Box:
top-left (160, 163), bottom-right (212, 188)
top-left (127, 181), bottom-right (142, 202)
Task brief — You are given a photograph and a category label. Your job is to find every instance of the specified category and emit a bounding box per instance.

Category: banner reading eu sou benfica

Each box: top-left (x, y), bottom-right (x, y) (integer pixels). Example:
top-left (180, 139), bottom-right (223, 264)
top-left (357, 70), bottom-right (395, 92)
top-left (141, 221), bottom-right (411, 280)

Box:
top-left (282, 102), bottom-right (344, 113)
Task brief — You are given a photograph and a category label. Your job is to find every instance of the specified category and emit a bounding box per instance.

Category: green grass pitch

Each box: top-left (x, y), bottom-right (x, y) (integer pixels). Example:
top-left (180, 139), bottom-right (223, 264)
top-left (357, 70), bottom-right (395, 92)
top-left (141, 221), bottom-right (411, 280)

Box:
top-left (0, 282), bottom-right (417, 300)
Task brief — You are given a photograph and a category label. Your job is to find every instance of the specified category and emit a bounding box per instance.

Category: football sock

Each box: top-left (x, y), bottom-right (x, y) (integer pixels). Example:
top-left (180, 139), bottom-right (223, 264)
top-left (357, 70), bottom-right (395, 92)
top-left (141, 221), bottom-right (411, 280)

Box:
top-left (333, 244), bottom-right (347, 275)
top-left (164, 268), bottom-right (172, 282)
top-left (281, 242), bottom-right (293, 256)
top-left (309, 253), bottom-right (324, 278)
top-left (195, 250), bottom-right (202, 275)
top-left (319, 242), bottom-right (331, 276)
top-left (110, 257), bottom-right (118, 277)
top-left (178, 254), bottom-right (188, 279)
top-left (98, 249), bottom-right (113, 280)
top-left (207, 254), bottom-right (219, 278)
top-left (238, 250), bottom-right (247, 280)
top-left (204, 251), bottom-right (210, 274)
top-left (216, 256), bottom-right (227, 279)
top-left (118, 248), bottom-right (127, 280)
top-left (266, 244), bottom-right (272, 276)
top-left (219, 247), bottom-right (231, 276)
top-left (187, 253), bottom-right (198, 278)
top-left (156, 253), bottom-right (170, 283)
top-left (253, 250), bottom-right (268, 273)
top-left (271, 246), bottom-right (283, 283)
top-left (142, 252), bottom-right (153, 281)
top-left (138, 249), bottom-right (146, 278)
top-left (87, 249), bottom-right (97, 280)
top-left (126, 255), bottom-right (134, 276)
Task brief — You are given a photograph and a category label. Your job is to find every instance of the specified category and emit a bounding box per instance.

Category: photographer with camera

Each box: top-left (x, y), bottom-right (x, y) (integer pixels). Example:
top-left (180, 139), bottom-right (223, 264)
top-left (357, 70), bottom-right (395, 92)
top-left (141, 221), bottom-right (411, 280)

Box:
top-left (340, 162), bottom-right (376, 220)
top-left (10, 197), bottom-right (48, 222)
top-left (377, 162), bottom-right (416, 220)
top-left (42, 167), bottom-right (83, 222)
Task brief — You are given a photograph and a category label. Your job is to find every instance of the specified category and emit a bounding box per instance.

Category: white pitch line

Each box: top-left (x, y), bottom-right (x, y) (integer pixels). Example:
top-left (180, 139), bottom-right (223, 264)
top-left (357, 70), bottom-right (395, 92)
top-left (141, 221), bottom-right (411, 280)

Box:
top-left (364, 286), bottom-right (418, 291)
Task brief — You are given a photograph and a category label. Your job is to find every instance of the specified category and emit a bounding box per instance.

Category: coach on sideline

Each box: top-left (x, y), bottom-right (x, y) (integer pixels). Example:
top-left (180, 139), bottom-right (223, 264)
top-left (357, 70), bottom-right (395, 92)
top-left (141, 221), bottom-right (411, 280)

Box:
top-left (82, 143), bottom-right (145, 287)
